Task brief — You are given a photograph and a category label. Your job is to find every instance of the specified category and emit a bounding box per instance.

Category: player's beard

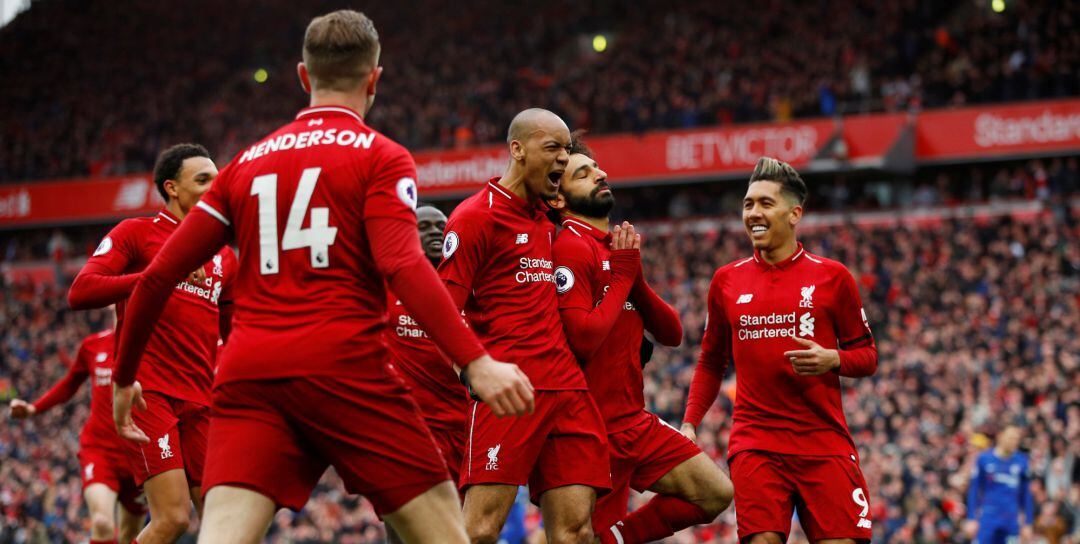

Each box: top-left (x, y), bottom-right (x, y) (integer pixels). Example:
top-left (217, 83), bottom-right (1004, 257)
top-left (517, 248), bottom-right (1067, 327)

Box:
top-left (565, 188), bottom-right (615, 220)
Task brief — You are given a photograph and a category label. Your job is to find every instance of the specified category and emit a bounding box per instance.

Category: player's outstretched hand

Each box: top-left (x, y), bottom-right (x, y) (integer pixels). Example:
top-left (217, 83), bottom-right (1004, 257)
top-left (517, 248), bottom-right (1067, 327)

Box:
top-left (463, 355), bottom-right (535, 417)
top-left (784, 337), bottom-right (840, 376)
top-left (113, 381), bottom-right (150, 443)
top-left (188, 266), bottom-right (207, 286)
top-left (611, 221), bottom-right (641, 251)
top-left (8, 399), bottom-right (36, 419)
top-left (680, 422), bottom-right (698, 443)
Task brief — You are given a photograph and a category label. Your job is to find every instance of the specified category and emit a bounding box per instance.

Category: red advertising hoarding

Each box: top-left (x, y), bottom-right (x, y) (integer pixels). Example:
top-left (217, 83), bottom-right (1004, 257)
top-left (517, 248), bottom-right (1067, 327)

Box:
top-left (0, 175), bottom-right (163, 228)
top-left (916, 99), bottom-right (1080, 161)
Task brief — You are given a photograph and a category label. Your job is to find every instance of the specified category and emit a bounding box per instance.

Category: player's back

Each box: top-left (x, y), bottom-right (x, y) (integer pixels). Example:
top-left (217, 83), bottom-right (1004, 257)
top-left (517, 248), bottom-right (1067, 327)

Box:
top-left (198, 106), bottom-right (420, 385)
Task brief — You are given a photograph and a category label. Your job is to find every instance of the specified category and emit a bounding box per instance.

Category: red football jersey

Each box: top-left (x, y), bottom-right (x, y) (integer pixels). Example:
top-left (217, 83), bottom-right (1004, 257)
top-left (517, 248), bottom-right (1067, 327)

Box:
top-left (88, 210), bottom-right (235, 405)
top-left (552, 218), bottom-right (646, 432)
top-left (685, 244), bottom-right (876, 458)
top-left (74, 330), bottom-right (124, 452)
top-left (438, 180), bottom-right (587, 391)
top-left (196, 106), bottom-right (424, 385)
top-left (384, 291), bottom-right (468, 430)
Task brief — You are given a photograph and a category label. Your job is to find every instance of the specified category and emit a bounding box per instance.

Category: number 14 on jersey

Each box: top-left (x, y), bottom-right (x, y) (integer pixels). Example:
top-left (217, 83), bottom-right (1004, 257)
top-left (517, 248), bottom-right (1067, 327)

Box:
top-left (250, 167), bottom-right (339, 274)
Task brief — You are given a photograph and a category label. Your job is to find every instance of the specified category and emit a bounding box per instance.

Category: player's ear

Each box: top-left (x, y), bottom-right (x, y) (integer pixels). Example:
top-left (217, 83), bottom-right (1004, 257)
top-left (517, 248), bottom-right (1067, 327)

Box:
top-left (789, 204), bottom-right (803, 228)
top-left (163, 179), bottom-right (179, 200)
top-left (367, 66), bottom-right (383, 97)
top-left (297, 63), bottom-right (312, 94)
top-left (509, 139), bottom-right (525, 162)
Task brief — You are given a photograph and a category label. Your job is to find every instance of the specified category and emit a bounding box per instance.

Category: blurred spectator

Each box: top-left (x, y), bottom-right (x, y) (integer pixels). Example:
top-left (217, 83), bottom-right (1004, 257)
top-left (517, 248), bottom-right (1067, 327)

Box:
top-left (0, 0), bottom-right (1076, 184)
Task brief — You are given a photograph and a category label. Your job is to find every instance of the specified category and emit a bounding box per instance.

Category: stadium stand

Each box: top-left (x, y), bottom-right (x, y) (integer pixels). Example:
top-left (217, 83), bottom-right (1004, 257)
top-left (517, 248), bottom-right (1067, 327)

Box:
top-left (0, 0), bottom-right (1076, 182)
top-left (3, 159), bottom-right (1077, 542)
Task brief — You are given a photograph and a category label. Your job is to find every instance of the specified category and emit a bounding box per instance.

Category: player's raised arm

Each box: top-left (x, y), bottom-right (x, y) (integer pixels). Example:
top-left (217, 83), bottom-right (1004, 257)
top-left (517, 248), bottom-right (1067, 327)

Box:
top-left (554, 223), bottom-right (640, 361)
top-left (682, 270), bottom-right (732, 439)
top-left (68, 222), bottom-right (142, 310)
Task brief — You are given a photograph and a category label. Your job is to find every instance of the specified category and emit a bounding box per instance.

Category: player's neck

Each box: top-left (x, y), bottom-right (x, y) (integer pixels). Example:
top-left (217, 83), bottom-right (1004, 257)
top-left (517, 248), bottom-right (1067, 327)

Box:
top-left (995, 446), bottom-right (1015, 458)
top-left (758, 237), bottom-right (799, 265)
top-left (166, 200), bottom-right (187, 221)
top-left (498, 169), bottom-right (534, 202)
top-left (565, 211), bottom-right (608, 232)
top-left (308, 92), bottom-right (367, 119)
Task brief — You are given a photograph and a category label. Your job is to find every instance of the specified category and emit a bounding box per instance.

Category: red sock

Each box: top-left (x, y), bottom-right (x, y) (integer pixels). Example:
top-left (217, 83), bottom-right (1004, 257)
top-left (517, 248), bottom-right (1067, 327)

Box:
top-left (598, 496), bottom-right (713, 544)
top-left (90, 539), bottom-right (118, 544)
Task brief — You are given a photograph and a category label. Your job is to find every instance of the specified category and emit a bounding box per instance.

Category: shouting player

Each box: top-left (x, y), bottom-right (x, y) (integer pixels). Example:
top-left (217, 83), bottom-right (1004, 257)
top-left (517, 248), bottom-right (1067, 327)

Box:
top-left (70, 143), bottom-right (236, 544)
top-left (110, 10), bottom-right (532, 544)
top-left (682, 157), bottom-right (878, 544)
top-left (9, 312), bottom-right (146, 544)
top-left (439, 109), bottom-right (611, 544)
top-left (965, 425), bottom-right (1034, 544)
top-left (548, 137), bottom-right (733, 543)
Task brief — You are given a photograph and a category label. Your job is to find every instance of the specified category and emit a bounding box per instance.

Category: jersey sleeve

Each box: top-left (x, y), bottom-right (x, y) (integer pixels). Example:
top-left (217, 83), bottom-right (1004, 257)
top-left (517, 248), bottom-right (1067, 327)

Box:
top-left (832, 266), bottom-right (878, 377)
top-left (364, 142), bottom-right (419, 222)
top-left (68, 220), bottom-right (142, 309)
top-left (438, 206), bottom-right (489, 292)
top-left (684, 269), bottom-right (733, 427)
top-left (32, 342), bottom-right (91, 412)
top-left (552, 236), bottom-right (597, 312)
top-left (195, 163), bottom-right (235, 228)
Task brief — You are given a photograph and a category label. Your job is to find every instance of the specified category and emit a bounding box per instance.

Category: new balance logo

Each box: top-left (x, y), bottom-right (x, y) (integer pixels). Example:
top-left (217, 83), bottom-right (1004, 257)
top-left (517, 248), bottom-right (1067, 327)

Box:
top-left (485, 444), bottom-right (501, 471)
top-left (736, 294), bottom-right (753, 304)
top-left (84, 463), bottom-right (95, 480)
top-left (602, 260), bottom-right (610, 271)
top-left (515, 233), bottom-right (529, 244)
top-left (798, 312), bottom-right (815, 337)
top-left (158, 434), bottom-right (174, 459)
top-left (857, 518), bottom-right (872, 529)
top-left (307, 118), bottom-right (324, 126)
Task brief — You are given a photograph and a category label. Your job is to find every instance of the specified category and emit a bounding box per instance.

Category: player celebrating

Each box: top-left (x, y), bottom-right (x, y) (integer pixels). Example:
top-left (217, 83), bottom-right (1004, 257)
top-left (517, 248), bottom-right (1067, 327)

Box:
top-left (548, 138), bottom-right (733, 544)
top-left (965, 425), bottom-right (1034, 544)
top-left (69, 143), bottom-right (235, 544)
top-left (110, 10), bottom-right (532, 544)
top-left (439, 109), bottom-right (611, 544)
top-left (9, 318), bottom-right (146, 544)
top-left (682, 157), bottom-right (878, 544)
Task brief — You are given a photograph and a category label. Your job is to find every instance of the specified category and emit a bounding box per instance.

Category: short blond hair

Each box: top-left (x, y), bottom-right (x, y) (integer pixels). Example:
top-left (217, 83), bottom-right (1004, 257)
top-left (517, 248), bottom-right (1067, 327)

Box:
top-left (748, 157), bottom-right (807, 205)
top-left (303, 10), bottom-right (380, 92)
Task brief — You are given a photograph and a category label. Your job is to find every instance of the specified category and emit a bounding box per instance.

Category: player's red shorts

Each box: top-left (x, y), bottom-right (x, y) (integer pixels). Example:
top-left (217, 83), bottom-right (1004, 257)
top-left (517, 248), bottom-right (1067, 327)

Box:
top-left (729, 450), bottom-right (873, 543)
top-left (429, 425), bottom-right (466, 486)
top-left (79, 446), bottom-right (147, 515)
top-left (120, 391), bottom-right (209, 487)
top-left (203, 372), bottom-right (451, 515)
top-left (592, 412), bottom-right (702, 532)
top-left (461, 390), bottom-right (611, 502)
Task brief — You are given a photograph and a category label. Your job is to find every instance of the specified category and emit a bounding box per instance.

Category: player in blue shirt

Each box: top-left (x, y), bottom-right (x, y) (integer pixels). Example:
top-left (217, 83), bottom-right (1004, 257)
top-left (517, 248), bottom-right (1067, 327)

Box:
top-left (965, 426), bottom-right (1035, 544)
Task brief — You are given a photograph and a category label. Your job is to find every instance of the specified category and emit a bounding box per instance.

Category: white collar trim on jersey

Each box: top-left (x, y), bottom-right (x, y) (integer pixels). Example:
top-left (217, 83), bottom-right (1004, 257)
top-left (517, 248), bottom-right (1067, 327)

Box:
top-left (296, 106), bottom-right (363, 124)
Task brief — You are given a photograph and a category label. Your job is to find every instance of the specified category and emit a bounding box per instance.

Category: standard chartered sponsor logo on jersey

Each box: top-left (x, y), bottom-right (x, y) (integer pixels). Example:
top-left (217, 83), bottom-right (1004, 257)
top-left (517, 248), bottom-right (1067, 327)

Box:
top-left (516, 256), bottom-right (555, 284)
top-left (174, 278), bottom-right (221, 304)
top-left (737, 311), bottom-right (815, 340)
top-left (396, 313), bottom-right (429, 339)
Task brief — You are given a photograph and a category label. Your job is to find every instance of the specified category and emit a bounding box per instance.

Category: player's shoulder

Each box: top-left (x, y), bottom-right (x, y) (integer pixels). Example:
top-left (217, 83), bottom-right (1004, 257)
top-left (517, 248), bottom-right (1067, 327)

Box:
top-left (83, 329), bottom-right (114, 345)
top-left (716, 255), bottom-right (757, 278)
top-left (553, 225), bottom-right (592, 251)
top-left (447, 190), bottom-right (494, 226)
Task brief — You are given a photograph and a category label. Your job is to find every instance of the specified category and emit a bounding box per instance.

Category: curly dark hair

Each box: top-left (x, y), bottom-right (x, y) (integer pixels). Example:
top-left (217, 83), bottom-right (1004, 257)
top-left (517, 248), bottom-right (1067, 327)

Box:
top-left (152, 143), bottom-right (210, 201)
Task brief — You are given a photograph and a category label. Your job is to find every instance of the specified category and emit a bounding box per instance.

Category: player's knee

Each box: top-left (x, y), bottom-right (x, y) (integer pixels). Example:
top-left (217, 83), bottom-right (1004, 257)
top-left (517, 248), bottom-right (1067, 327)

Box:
top-left (154, 509), bottom-right (190, 539)
top-left (747, 532), bottom-right (785, 544)
top-left (466, 521), bottom-right (503, 544)
top-left (547, 516), bottom-right (594, 544)
top-left (90, 513), bottom-right (115, 539)
top-left (702, 475), bottom-right (734, 516)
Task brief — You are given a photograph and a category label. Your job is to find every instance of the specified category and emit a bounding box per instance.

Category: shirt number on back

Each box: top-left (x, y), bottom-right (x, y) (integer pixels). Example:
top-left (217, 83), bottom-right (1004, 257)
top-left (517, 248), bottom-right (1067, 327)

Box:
top-left (250, 167), bottom-right (339, 274)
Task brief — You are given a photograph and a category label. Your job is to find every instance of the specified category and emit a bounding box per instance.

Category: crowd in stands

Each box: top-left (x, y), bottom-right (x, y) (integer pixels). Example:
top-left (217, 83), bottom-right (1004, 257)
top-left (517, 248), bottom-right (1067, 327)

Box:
top-left (3, 156), bottom-right (1078, 542)
top-left (1, 0), bottom-right (1077, 183)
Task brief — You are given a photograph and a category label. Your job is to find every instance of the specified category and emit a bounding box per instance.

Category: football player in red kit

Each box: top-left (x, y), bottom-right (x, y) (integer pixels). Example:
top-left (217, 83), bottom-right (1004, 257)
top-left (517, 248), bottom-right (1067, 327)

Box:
top-left (384, 204), bottom-right (469, 489)
top-left (69, 143), bottom-right (235, 544)
top-left (9, 316), bottom-right (146, 544)
top-left (110, 10), bottom-right (532, 544)
top-left (682, 157), bottom-right (878, 544)
top-left (439, 109), bottom-right (611, 544)
top-left (548, 137), bottom-right (733, 544)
